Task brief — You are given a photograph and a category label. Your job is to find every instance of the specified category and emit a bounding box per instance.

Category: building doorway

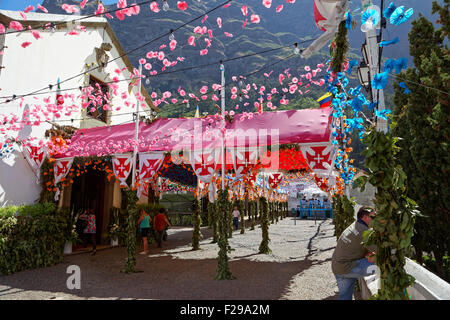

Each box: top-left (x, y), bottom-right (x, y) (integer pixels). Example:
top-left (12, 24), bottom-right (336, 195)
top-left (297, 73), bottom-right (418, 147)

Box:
top-left (70, 167), bottom-right (106, 247)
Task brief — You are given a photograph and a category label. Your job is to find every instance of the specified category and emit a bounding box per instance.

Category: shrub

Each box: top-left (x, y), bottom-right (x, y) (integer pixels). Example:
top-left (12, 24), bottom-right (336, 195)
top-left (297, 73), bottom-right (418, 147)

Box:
top-left (0, 202), bottom-right (68, 276)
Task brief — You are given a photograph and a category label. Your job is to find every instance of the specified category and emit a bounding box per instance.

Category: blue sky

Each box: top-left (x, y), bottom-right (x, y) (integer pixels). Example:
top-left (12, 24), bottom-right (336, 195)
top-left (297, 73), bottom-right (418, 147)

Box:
top-left (0, 1), bottom-right (118, 11)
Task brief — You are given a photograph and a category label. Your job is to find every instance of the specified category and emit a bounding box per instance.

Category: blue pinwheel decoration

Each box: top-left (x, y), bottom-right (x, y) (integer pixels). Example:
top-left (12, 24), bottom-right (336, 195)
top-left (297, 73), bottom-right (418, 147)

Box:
top-left (380, 37), bottom-right (399, 47)
top-left (383, 59), bottom-right (396, 73)
top-left (383, 2), bottom-right (397, 19)
top-left (375, 108), bottom-right (391, 120)
top-left (399, 82), bottom-right (411, 94)
top-left (347, 60), bottom-right (359, 75)
top-left (390, 6), bottom-right (414, 26)
top-left (394, 57), bottom-right (408, 74)
top-left (371, 72), bottom-right (389, 89)
top-left (368, 102), bottom-right (378, 111)
top-left (345, 11), bottom-right (353, 30)
top-left (361, 7), bottom-right (380, 32)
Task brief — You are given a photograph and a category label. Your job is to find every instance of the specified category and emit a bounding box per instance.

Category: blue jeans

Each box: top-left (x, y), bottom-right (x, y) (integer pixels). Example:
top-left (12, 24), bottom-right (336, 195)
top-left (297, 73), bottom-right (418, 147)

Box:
top-left (335, 258), bottom-right (375, 300)
top-left (233, 217), bottom-right (239, 230)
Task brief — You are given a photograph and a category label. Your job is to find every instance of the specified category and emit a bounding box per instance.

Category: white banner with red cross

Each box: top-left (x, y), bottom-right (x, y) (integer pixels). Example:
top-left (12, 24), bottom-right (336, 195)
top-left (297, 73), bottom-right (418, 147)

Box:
top-left (300, 143), bottom-right (336, 176)
top-left (229, 147), bottom-right (259, 179)
top-left (190, 149), bottom-right (219, 203)
top-left (23, 144), bottom-right (47, 183)
top-left (137, 152), bottom-right (165, 198)
top-left (268, 172), bottom-right (284, 189)
top-left (54, 157), bottom-right (74, 201)
top-left (112, 153), bottom-right (133, 188)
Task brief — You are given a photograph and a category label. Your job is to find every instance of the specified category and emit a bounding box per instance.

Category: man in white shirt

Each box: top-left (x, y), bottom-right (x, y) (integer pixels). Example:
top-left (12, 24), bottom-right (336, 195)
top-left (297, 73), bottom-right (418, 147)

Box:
top-left (232, 206), bottom-right (240, 230)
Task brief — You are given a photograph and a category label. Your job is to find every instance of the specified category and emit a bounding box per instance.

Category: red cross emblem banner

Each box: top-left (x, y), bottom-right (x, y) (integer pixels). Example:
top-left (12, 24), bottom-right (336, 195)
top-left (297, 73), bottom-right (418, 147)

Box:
top-left (112, 153), bottom-right (133, 188)
top-left (53, 157), bottom-right (74, 201)
top-left (23, 144), bottom-right (47, 183)
top-left (229, 147), bottom-right (259, 179)
top-left (268, 172), bottom-right (284, 189)
top-left (190, 149), bottom-right (218, 203)
top-left (137, 152), bottom-right (165, 198)
top-left (300, 144), bottom-right (335, 176)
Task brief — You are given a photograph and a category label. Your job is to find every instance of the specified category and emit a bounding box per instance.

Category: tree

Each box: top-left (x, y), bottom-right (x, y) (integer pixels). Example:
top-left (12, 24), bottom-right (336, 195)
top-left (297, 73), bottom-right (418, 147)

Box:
top-left (391, 1), bottom-right (450, 279)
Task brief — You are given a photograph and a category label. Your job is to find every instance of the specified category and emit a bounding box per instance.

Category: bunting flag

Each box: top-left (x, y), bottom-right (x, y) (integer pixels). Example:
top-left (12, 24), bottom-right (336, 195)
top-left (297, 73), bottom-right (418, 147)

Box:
top-left (317, 92), bottom-right (332, 108)
top-left (56, 77), bottom-right (64, 106)
top-left (190, 149), bottom-right (218, 202)
top-left (302, 0), bottom-right (349, 59)
top-left (112, 153), bottom-right (133, 188)
top-left (23, 144), bottom-right (47, 183)
top-left (229, 147), bottom-right (258, 178)
top-left (54, 157), bottom-right (74, 201)
top-left (137, 152), bottom-right (165, 197)
top-left (300, 144), bottom-right (335, 175)
top-left (268, 172), bottom-right (284, 189)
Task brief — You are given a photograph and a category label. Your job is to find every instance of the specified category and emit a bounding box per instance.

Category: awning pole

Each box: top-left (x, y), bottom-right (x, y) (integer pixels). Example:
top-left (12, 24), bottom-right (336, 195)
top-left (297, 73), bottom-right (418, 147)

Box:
top-left (131, 63), bottom-right (142, 188)
top-left (220, 61), bottom-right (225, 190)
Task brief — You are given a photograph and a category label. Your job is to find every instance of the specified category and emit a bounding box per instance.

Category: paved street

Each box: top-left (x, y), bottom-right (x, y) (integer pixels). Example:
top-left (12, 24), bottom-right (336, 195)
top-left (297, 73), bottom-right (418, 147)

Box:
top-left (0, 217), bottom-right (339, 300)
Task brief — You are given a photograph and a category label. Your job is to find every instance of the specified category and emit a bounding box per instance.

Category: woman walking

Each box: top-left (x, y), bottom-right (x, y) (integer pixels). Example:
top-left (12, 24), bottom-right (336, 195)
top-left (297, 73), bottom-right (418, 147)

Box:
top-left (137, 208), bottom-right (151, 255)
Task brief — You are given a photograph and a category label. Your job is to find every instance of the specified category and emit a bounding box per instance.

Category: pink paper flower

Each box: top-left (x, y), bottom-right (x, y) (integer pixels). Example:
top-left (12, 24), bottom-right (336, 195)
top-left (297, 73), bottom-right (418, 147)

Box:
top-left (217, 17), bottom-right (222, 28)
top-left (21, 41), bottom-right (32, 48)
top-left (9, 21), bottom-right (23, 31)
top-left (276, 5), bottom-right (284, 12)
top-left (263, 0), bottom-right (272, 9)
top-left (150, 1), bottom-right (160, 13)
top-left (250, 14), bottom-right (260, 23)
top-left (177, 1), bottom-right (188, 11)
top-left (241, 5), bottom-right (248, 16)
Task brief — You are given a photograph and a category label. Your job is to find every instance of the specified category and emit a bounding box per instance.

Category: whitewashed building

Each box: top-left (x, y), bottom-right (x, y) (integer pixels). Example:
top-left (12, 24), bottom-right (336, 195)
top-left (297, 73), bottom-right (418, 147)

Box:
top-left (0, 9), bottom-right (157, 211)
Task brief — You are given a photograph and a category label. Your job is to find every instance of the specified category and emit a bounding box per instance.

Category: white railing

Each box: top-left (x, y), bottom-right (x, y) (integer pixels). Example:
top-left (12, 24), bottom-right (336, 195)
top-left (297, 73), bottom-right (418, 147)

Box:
top-left (358, 258), bottom-right (450, 300)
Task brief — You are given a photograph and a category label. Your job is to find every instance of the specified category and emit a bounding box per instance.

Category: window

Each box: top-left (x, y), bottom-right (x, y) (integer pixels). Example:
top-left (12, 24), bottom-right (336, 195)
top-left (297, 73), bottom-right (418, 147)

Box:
top-left (86, 75), bottom-right (109, 123)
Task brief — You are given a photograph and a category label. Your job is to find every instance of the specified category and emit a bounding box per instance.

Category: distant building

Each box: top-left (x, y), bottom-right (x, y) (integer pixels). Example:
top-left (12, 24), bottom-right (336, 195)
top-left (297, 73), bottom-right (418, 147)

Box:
top-left (0, 10), bottom-right (157, 242)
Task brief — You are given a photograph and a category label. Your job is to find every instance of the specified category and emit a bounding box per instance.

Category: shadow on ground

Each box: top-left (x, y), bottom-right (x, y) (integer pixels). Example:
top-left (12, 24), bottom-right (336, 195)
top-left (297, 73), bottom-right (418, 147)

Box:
top-left (0, 219), bottom-right (335, 300)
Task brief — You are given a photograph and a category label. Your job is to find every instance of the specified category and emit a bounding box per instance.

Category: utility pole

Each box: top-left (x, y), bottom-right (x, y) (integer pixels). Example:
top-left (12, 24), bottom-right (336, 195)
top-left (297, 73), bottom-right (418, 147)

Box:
top-left (220, 61), bottom-right (225, 190)
top-left (131, 63), bottom-right (142, 188)
top-left (361, 0), bottom-right (388, 133)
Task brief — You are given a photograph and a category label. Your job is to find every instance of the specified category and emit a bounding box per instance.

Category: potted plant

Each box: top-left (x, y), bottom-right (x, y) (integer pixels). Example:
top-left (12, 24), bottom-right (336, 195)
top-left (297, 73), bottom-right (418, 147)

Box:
top-left (63, 208), bottom-right (81, 254)
top-left (108, 223), bottom-right (120, 246)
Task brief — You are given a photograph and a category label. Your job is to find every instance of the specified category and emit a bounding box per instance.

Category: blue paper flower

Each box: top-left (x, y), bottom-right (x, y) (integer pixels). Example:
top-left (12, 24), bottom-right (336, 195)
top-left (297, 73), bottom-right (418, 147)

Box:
top-left (390, 6), bottom-right (414, 26)
top-left (380, 37), bottom-right (399, 47)
top-left (371, 72), bottom-right (389, 89)
top-left (375, 108), bottom-right (391, 120)
top-left (361, 8), bottom-right (380, 27)
top-left (368, 102), bottom-right (378, 110)
top-left (348, 85), bottom-right (362, 97)
top-left (347, 60), bottom-right (358, 75)
top-left (383, 2), bottom-right (397, 19)
top-left (383, 58), bottom-right (396, 73)
top-left (345, 11), bottom-right (353, 30)
top-left (394, 57), bottom-right (408, 74)
top-left (399, 82), bottom-right (411, 94)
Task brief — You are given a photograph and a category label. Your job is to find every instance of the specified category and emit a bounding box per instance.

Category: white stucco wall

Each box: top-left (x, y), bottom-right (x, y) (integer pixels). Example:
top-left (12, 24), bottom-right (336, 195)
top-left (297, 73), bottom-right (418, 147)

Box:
top-left (0, 11), bottom-right (151, 206)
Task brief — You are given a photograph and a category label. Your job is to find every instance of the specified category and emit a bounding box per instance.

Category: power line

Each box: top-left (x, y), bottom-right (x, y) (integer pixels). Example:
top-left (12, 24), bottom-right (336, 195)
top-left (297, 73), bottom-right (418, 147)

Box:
top-left (0, 0), bottom-right (154, 36)
top-left (388, 73), bottom-right (450, 96)
top-left (2, 48), bottom-right (307, 126)
top-left (1, 38), bottom-right (317, 101)
top-left (2, 0), bottom-right (233, 104)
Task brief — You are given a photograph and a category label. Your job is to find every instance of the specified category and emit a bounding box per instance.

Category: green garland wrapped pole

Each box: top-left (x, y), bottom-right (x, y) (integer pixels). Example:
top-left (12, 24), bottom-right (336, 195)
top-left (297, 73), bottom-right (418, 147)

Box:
top-left (258, 196), bottom-right (271, 254)
top-left (191, 198), bottom-right (202, 250)
top-left (123, 189), bottom-right (138, 274)
top-left (354, 127), bottom-right (417, 300)
top-left (250, 201), bottom-right (256, 230)
top-left (333, 194), bottom-right (356, 239)
top-left (228, 198), bottom-right (233, 238)
top-left (215, 189), bottom-right (235, 280)
top-left (239, 199), bottom-right (245, 234)
top-left (209, 201), bottom-right (219, 243)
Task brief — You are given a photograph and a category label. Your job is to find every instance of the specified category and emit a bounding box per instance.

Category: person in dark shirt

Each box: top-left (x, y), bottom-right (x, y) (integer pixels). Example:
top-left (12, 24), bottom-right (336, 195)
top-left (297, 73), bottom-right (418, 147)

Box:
top-left (153, 208), bottom-right (171, 248)
top-left (331, 206), bottom-right (377, 300)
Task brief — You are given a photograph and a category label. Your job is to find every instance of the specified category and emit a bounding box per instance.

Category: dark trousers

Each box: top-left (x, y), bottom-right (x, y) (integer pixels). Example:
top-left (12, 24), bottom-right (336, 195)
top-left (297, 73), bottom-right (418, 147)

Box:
top-left (233, 217), bottom-right (239, 230)
top-left (83, 233), bottom-right (96, 250)
top-left (155, 230), bottom-right (163, 248)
